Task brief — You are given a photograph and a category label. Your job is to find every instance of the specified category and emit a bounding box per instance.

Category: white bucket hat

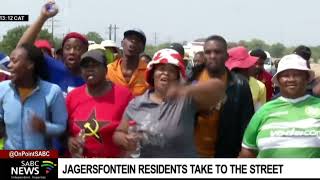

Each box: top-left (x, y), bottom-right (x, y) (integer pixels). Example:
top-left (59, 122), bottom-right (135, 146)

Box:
top-left (88, 43), bottom-right (105, 51)
top-left (272, 54), bottom-right (315, 86)
top-left (100, 40), bottom-right (117, 48)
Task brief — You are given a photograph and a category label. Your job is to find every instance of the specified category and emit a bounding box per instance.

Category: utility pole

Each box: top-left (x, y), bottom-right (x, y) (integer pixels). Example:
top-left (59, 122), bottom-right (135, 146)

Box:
top-left (44, 18), bottom-right (59, 45)
top-left (154, 32), bottom-right (157, 46)
top-left (51, 17), bottom-right (54, 43)
top-left (113, 24), bottom-right (119, 42)
top-left (108, 24), bottom-right (112, 40)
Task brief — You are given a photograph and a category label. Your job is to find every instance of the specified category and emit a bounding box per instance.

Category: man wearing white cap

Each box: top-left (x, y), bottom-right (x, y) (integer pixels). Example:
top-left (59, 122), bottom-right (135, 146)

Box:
top-left (101, 40), bottom-right (121, 62)
top-left (101, 40), bottom-right (118, 52)
top-left (239, 54), bottom-right (320, 158)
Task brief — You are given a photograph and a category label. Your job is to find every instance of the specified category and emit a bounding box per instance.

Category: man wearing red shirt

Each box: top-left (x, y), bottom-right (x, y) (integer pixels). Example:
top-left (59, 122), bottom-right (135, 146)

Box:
top-left (250, 49), bottom-right (273, 101)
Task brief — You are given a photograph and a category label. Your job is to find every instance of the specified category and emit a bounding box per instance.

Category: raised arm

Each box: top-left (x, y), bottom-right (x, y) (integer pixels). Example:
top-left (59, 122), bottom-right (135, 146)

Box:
top-left (17, 2), bottom-right (58, 47)
top-left (167, 78), bottom-right (226, 112)
top-left (187, 78), bottom-right (225, 111)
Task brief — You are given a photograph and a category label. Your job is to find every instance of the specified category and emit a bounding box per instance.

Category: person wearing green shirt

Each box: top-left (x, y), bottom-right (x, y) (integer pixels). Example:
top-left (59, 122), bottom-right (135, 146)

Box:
top-left (239, 54), bottom-right (320, 158)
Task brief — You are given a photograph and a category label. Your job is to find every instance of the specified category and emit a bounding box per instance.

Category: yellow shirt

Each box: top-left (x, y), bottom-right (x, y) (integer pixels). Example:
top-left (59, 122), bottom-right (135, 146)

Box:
top-left (18, 87), bottom-right (34, 102)
top-left (107, 59), bottom-right (149, 96)
top-left (249, 77), bottom-right (266, 111)
top-left (194, 69), bottom-right (227, 157)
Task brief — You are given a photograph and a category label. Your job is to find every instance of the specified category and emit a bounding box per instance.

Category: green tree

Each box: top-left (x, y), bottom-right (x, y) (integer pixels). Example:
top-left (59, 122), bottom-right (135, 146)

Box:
top-left (38, 28), bottom-right (52, 41)
top-left (311, 46), bottom-right (320, 63)
top-left (284, 46), bottom-right (295, 55)
top-left (269, 43), bottom-right (286, 58)
top-left (144, 45), bottom-right (157, 56)
top-left (227, 42), bottom-right (238, 48)
top-left (86, 32), bottom-right (103, 44)
top-left (145, 42), bottom-right (171, 56)
top-left (238, 40), bottom-right (247, 47)
top-left (53, 37), bottom-right (63, 49)
top-left (0, 25), bottom-right (52, 54)
top-left (243, 39), bottom-right (268, 50)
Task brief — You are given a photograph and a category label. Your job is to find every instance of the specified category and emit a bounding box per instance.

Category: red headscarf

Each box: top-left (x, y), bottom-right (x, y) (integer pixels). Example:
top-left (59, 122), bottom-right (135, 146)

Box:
top-left (62, 32), bottom-right (89, 47)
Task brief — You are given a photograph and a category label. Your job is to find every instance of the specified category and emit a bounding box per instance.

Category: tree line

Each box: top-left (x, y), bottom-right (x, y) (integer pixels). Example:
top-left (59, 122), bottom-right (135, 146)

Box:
top-left (1, 26), bottom-right (319, 63)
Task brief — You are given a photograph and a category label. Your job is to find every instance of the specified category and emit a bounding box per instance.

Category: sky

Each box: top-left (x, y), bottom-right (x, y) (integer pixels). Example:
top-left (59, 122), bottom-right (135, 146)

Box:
top-left (0, 0), bottom-right (319, 46)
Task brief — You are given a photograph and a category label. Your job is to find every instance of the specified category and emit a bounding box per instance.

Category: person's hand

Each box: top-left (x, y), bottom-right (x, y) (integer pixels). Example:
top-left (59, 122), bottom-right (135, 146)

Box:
top-left (113, 131), bottom-right (139, 151)
top-left (31, 115), bottom-right (46, 134)
top-left (68, 136), bottom-right (83, 155)
top-left (41, 1), bottom-right (59, 19)
top-left (312, 80), bottom-right (320, 96)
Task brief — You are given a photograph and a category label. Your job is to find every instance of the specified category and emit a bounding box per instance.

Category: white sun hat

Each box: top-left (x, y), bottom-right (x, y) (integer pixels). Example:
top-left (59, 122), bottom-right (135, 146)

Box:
top-left (88, 43), bottom-right (105, 51)
top-left (272, 54), bottom-right (315, 86)
top-left (100, 40), bottom-right (117, 48)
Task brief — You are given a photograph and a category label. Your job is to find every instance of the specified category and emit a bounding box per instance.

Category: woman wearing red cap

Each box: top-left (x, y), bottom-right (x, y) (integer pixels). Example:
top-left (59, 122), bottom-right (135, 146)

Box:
top-left (17, 2), bottom-right (88, 94)
top-left (113, 49), bottom-right (225, 157)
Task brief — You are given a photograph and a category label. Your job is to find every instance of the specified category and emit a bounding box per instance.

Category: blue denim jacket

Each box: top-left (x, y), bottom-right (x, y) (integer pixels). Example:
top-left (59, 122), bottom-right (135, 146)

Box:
top-left (0, 80), bottom-right (67, 150)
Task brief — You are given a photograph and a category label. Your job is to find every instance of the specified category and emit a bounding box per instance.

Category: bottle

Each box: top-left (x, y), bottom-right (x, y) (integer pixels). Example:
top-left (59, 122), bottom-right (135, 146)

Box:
top-left (128, 121), bottom-right (141, 158)
top-left (45, 0), bottom-right (57, 13)
top-left (72, 129), bottom-right (85, 158)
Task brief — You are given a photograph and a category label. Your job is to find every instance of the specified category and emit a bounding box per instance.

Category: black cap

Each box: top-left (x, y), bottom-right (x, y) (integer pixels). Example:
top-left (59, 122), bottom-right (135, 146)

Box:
top-left (124, 28), bottom-right (146, 45)
top-left (293, 45), bottom-right (311, 61)
top-left (168, 43), bottom-right (184, 58)
top-left (250, 48), bottom-right (267, 60)
top-left (80, 49), bottom-right (106, 66)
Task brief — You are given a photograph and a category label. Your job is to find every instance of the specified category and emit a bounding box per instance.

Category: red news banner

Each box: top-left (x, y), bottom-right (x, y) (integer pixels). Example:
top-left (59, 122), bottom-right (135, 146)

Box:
top-left (0, 150), bottom-right (58, 179)
top-left (0, 150), bottom-right (58, 159)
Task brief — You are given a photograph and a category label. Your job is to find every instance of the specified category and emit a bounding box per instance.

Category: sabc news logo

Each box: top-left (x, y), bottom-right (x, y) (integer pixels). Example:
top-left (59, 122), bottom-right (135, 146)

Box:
top-left (11, 160), bottom-right (57, 176)
top-left (41, 161), bottom-right (57, 174)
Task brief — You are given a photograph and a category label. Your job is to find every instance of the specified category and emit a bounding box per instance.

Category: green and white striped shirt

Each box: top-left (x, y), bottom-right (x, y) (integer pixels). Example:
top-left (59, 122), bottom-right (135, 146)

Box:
top-left (242, 95), bottom-right (320, 158)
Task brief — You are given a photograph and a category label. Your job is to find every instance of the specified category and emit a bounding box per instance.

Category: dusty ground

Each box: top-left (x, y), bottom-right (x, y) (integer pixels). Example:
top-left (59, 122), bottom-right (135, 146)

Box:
top-left (311, 63), bottom-right (320, 78)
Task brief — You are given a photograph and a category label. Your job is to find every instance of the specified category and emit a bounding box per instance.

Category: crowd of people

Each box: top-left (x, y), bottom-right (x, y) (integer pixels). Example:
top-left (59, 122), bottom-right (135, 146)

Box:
top-left (0, 2), bottom-right (320, 158)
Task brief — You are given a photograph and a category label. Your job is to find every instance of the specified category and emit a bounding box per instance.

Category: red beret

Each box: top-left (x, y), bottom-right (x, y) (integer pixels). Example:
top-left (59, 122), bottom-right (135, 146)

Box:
top-left (62, 32), bottom-right (89, 47)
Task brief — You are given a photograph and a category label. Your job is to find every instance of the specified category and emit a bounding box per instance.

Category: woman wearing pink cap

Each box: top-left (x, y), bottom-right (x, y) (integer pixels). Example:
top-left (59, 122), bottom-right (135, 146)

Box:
top-left (34, 39), bottom-right (53, 57)
top-left (239, 54), bottom-right (320, 158)
top-left (226, 46), bottom-right (267, 111)
top-left (113, 48), bottom-right (225, 157)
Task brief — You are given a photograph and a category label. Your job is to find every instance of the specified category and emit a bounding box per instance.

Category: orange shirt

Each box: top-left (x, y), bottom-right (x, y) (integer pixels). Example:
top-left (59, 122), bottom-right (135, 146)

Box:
top-left (194, 69), bottom-right (227, 157)
top-left (107, 59), bottom-right (149, 96)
